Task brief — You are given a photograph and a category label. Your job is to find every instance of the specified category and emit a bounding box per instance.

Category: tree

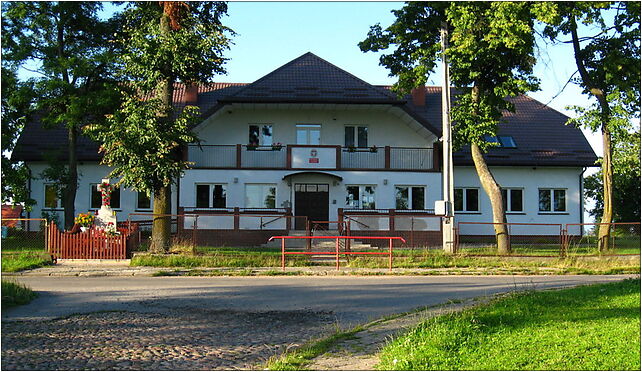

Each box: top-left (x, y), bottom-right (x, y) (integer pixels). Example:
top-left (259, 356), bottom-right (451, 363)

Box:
top-left (1, 1), bottom-right (120, 228)
top-left (541, 1), bottom-right (640, 250)
top-left (86, 2), bottom-right (233, 252)
top-left (1, 67), bottom-right (34, 208)
top-left (584, 126), bottom-right (640, 224)
top-left (360, 2), bottom-right (549, 253)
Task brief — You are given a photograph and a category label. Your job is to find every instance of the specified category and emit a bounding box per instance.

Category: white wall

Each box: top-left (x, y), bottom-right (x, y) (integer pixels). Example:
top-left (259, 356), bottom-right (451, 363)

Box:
top-left (194, 105), bottom-right (437, 147)
top-left (25, 162), bottom-right (178, 230)
top-left (454, 166), bottom-right (584, 235)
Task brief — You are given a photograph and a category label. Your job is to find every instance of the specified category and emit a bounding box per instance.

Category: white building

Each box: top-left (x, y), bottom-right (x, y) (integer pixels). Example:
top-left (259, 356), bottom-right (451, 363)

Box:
top-left (13, 53), bottom-right (597, 246)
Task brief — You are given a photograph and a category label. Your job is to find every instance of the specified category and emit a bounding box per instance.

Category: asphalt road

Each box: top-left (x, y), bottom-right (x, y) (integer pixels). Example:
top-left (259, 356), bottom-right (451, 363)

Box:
top-left (3, 275), bottom-right (635, 326)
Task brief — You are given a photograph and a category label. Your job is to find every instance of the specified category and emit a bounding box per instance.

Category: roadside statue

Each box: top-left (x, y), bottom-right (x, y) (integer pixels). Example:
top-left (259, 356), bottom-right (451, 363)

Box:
top-left (95, 178), bottom-right (118, 234)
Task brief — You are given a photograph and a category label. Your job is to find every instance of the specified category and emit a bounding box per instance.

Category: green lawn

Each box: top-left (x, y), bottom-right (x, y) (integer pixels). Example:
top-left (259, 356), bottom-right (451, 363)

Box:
top-left (1, 235), bottom-right (52, 272)
top-left (378, 279), bottom-right (641, 370)
top-left (1, 280), bottom-right (38, 308)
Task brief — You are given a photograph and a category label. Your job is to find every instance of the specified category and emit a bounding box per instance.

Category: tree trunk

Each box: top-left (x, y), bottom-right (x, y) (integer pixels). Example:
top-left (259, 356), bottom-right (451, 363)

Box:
top-left (470, 143), bottom-right (511, 254)
top-left (63, 125), bottom-right (78, 229)
top-left (149, 10), bottom-right (175, 253)
top-left (598, 128), bottom-right (613, 252)
top-left (150, 185), bottom-right (171, 253)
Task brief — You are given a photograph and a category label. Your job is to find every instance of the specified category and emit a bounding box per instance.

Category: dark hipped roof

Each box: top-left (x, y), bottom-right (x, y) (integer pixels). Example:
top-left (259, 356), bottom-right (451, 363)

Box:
top-left (12, 52), bottom-right (597, 167)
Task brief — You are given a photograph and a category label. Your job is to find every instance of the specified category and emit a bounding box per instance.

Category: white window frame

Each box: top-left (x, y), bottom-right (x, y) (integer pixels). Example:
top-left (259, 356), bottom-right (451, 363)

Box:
top-left (344, 125), bottom-right (369, 148)
top-left (296, 124), bottom-right (321, 145)
top-left (248, 124), bottom-right (273, 146)
top-left (454, 187), bottom-right (480, 213)
top-left (395, 185), bottom-right (426, 210)
top-left (501, 188), bottom-right (524, 213)
top-left (538, 188), bottom-right (567, 213)
top-left (345, 185), bottom-right (376, 210)
top-left (43, 184), bottom-right (63, 210)
top-left (244, 183), bottom-right (277, 209)
top-left (89, 183), bottom-right (122, 210)
top-left (195, 183), bottom-right (228, 209)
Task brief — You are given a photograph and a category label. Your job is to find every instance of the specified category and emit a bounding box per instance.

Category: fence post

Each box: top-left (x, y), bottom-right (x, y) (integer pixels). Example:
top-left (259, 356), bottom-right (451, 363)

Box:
top-left (233, 207), bottom-right (240, 231)
top-left (281, 237), bottom-right (285, 271)
top-left (335, 237), bottom-right (340, 270)
top-left (306, 219), bottom-right (311, 251)
top-left (388, 238), bottom-right (393, 272)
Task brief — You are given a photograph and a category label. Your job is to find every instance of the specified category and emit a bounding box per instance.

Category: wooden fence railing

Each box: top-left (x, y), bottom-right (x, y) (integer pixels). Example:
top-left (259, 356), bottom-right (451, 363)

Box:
top-left (47, 222), bottom-right (139, 259)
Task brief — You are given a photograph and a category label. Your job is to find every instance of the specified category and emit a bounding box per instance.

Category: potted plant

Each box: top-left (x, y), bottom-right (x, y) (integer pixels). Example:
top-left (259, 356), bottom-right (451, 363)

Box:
top-left (346, 145), bottom-right (356, 152)
top-left (369, 145), bottom-right (378, 153)
top-left (271, 142), bottom-right (283, 151)
top-left (246, 143), bottom-right (259, 151)
top-left (74, 213), bottom-right (95, 232)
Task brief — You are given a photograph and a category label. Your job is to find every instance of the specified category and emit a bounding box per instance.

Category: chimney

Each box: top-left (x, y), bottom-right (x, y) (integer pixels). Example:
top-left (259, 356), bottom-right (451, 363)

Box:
top-left (411, 86), bottom-right (426, 106)
top-left (183, 84), bottom-right (199, 105)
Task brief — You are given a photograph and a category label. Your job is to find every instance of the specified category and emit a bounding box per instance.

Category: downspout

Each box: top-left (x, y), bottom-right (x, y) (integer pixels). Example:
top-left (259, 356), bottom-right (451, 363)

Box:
top-left (27, 166), bottom-right (32, 231)
top-left (579, 167), bottom-right (586, 235)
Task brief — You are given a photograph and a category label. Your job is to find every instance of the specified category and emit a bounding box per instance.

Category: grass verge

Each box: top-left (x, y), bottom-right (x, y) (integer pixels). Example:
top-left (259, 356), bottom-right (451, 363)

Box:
top-left (1, 252), bottom-right (53, 272)
top-left (1, 280), bottom-right (38, 308)
top-left (378, 278), bottom-right (641, 370)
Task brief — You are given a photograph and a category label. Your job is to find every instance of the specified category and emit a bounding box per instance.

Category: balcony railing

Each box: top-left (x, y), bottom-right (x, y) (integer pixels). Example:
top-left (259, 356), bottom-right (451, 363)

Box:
top-left (187, 144), bottom-right (437, 172)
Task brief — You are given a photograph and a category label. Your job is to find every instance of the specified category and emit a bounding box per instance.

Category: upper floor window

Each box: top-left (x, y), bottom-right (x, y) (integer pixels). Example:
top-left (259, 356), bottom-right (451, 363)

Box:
top-left (346, 185), bottom-right (376, 209)
top-left (501, 188), bottom-right (523, 212)
top-left (137, 191), bottom-right (152, 210)
top-left (345, 126), bottom-right (368, 148)
top-left (245, 184), bottom-right (276, 208)
top-left (44, 184), bottom-right (62, 209)
top-left (249, 124), bottom-right (272, 146)
top-left (296, 124), bottom-right (321, 145)
top-left (90, 184), bottom-right (121, 209)
top-left (395, 186), bottom-right (425, 210)
top-left (196, 184), bottom-right (227, 208)
top-left (484, 135), bottom-right (517, 148)
top-left (539, 189), bottom-right (566, 212)
top-left (454, 188), bottom-right (479, 212)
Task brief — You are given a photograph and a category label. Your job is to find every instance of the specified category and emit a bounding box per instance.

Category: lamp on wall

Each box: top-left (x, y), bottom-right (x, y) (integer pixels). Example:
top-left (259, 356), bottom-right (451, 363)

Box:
top-left (383, 179), bottom-right (388, 185)
top-left (233, 177), bottom-right (238, 184)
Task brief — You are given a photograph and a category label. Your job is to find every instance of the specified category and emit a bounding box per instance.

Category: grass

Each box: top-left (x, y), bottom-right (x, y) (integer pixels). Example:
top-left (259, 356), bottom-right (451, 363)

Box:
top-left (377, 278), bottom-right (641, 370)
top-left (1, 280), bottom-right (38, 308)
top-left (2, 234), bottom-right (52, 272)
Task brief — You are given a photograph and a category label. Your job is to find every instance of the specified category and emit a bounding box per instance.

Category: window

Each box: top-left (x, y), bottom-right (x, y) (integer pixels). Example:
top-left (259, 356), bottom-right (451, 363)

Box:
top-left (395, 186), bottom-right (425, 210)
top-left (454, 188), bottom-right (479, 212)
top-left (296, 124), bottom-right (321, 145)
top-left (195, 184), bottom-right (227, 208)
top-left (249, 124), bottom-right (273, 146)
top-left (44, 184), bottom-right (62, 209)
top-left (501, 188), bottom-right (523, 212)
top-left (137, 191), bottom-right (152, 210)
top-left (345, 185), bottom-right (376, 209)
top-left (245, 184), bottom-right (276, 208)
top-left (90, 184), bottom-right (120, 209)
top-left (345, 126), bottom-right (368, 147)
top-left (484, 135), bottom-right (517, 148)
top-left (539, 189), bottom-right (566, 212)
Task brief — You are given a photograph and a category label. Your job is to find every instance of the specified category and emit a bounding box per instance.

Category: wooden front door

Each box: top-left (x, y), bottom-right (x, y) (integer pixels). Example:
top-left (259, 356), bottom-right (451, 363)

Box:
top-left (294, 184), bottom-right (329, 229)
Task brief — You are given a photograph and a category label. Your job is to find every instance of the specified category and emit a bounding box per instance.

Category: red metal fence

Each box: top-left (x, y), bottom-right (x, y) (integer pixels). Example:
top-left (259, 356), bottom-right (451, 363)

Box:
top-left (269, 235), bottom-right (406, 271)
top-left (47, 222), bottom-right (139, 259)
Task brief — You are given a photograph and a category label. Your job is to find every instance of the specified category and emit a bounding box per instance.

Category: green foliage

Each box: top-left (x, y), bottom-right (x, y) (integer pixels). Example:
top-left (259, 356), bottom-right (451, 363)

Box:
top-left (359, 2), bottom-right (540, 151)
top-left (1, 280), bottom-right (38, 308)
top-left (0, 67), bottom-right (34, 207)
top-left (378, 279), bottom-right (641, 370)
top-left (1, 252), bottom-right (52, 273)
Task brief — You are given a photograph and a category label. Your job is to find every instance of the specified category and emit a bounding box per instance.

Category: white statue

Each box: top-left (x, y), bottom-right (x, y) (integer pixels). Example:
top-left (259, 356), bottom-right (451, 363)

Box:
top-left (95, 178), bottom-right (117, 233)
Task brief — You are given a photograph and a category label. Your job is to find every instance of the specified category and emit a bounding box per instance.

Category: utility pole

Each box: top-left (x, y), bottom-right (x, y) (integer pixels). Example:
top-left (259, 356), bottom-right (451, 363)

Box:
top-left (441, 21), bottom-right (455, 253)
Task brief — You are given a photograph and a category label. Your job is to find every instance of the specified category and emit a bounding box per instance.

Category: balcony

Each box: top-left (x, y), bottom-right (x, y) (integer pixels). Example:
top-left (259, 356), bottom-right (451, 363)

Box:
top-left (187, 144), bottom-right (438, 172)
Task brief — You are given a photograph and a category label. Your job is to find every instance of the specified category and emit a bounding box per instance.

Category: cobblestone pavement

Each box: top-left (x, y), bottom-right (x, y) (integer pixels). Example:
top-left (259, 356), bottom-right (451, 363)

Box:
top-left (1, 309), bottom-right (335, 370)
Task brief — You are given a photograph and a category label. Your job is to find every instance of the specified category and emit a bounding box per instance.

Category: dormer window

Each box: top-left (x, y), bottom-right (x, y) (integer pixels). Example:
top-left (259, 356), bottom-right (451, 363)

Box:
top-left (484, 135), bottom-right (517, 148)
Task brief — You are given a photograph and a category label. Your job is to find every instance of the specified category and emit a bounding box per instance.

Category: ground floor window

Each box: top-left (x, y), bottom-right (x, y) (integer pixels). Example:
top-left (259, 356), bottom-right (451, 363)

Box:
top-left (346, 185), bottom-right (376, 209)
top-left (245, 184), bottom-right (276, 208)
top-left (137, 191), bottom-right (152, 210)
top-left (395, 186), bottom-right (425, 210)
top-left (196, 184), bottom-right (227, 208)
top-left (90, 184), bottom-right (120, 209)
top-left (501, 188), bottom-right (523, 212)
top-left (539, 188), bottom-right (566, 212)
top-left (454, 188), bottom-right (479, 212)
top-left (44, 184), bottom-right (62, 209)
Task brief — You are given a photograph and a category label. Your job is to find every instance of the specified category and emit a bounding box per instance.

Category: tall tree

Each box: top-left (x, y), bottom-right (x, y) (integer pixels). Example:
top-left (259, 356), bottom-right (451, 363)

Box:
top-left (360, 2), bottom-right (548, 253)
top-left (87, 2), bottom-right (233, 252)
top-left (1, 67), bottom-right (35, 208)
top-left (1, 1), bottom-right (120, 228)
top-left (541, 2), bottom-right (640, 250)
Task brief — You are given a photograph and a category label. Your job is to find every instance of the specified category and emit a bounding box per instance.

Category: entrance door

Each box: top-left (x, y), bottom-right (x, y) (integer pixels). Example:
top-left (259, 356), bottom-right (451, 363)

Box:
top-left (294, 184), bottom-right (329, 229)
